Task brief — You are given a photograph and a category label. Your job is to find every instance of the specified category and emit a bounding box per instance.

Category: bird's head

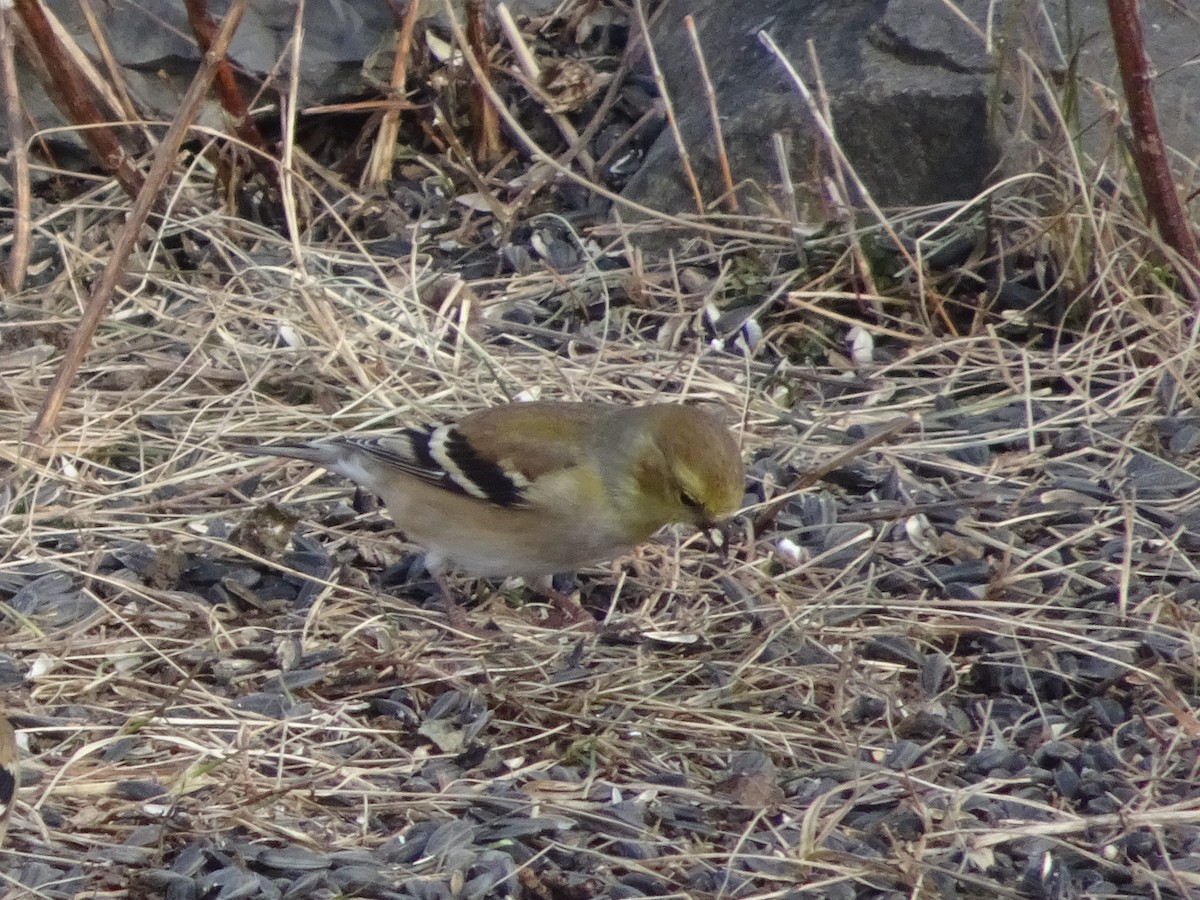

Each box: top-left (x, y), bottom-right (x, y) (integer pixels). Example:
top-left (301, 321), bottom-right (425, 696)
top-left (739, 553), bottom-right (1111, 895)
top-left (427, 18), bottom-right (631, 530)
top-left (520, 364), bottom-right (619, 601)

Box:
top-left (616, 404), bottom-right (746, 535)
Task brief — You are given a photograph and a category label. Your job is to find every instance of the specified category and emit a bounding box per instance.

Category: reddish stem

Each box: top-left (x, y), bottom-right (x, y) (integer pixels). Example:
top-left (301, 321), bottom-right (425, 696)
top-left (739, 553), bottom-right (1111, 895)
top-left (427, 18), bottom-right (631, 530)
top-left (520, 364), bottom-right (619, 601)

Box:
top-left (11, 0), bottom-right (143, 195)
top-left (1106, 0), bottom-right (1200, 301)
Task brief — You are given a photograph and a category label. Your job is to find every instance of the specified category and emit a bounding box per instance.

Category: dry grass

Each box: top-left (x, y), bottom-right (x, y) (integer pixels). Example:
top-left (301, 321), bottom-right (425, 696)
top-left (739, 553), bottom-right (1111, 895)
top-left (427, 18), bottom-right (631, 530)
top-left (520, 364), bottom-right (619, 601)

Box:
top-left (2, 5), bottom-right (1200, 899)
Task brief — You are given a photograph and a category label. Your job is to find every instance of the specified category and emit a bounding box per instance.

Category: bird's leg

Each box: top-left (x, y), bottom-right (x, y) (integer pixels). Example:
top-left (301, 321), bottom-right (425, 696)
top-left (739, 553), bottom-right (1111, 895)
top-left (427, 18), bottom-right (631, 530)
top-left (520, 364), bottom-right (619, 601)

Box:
top-left (549, 588), bottom-right (598, 630)
top-left (534, 576), bottom-right (598, 630)
top-left (422, 554), bottom-right (485, 634)
top-left (434, 573), bottom-right (477, 633)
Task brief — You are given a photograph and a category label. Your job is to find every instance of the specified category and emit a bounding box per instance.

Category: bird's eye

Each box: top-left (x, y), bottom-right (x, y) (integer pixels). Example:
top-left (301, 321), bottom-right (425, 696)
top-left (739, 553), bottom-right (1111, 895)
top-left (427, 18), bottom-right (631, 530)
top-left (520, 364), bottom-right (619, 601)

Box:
top-left (679, 490), bottom-right (702, 511)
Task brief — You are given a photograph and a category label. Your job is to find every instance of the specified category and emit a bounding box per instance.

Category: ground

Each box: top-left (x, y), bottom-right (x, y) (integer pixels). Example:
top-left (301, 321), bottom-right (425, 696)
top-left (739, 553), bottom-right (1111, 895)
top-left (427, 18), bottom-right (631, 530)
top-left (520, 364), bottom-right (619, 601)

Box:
top-left (2, 3), bottom-right (1200, 899)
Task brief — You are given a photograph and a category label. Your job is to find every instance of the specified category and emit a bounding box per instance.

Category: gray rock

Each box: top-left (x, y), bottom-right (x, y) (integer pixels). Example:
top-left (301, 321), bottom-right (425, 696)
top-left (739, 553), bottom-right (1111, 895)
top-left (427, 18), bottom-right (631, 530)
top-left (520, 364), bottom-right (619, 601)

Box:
top-left (621, 0), bottom-right (1200, 218)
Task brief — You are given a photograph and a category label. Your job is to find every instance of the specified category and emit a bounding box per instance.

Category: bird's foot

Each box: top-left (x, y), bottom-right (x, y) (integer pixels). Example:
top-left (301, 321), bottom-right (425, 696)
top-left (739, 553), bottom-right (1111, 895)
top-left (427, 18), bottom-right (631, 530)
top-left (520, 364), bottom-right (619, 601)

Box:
top-left (541, 587), bottom-right (599, 632)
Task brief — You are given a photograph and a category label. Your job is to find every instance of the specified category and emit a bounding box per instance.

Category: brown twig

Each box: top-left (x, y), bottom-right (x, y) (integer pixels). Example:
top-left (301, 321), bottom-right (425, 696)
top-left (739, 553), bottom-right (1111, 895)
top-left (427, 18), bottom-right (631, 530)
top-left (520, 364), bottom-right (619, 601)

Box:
top-left (752, 414), bottom-right (915, 532)
top-left (771, 132), bottom-right (806, 261)
top-left (804, 39), bottom-right (885, 319)
top-left (759, 31), bottom-right (916, 274)
top-left (1105, 0), bottom-right (1200, 304)
top-left (684, 15), bottom-right (737, 214)
top-left (183, 0), bottom-right (276, 183)
top-left (12, 0), bottom-right (143, 196)
top-left (27, 0), bottom-right (253, 446)
top-left (495, 3), bottom-right (596, 175)
top-left (0, 9), bottom-right (31, 292)
top-left (592, 100), bottom-right (657, 175)
top-left (429, 101), bottom-right (511, 223)
top-left (34, 2), bottom-right (129, 124)
top-left (442, 0), bottom-right (790, 244)
top-left (509, 28), bottom-right (642, 212)
top-left (75, 0), bottom-right (140, 125)
top-left (632, 0), bottom-right (704, 216)
top-left (360, 0), bottom-right (422, 190)
top-left (465, 0), bottom-right (502, 165)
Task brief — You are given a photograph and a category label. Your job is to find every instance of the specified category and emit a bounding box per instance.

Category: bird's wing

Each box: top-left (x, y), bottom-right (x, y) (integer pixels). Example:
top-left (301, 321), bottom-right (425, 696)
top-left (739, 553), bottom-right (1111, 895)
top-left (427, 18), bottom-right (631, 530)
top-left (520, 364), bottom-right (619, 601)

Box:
top-left (331, 402), bottom-right (603, 509)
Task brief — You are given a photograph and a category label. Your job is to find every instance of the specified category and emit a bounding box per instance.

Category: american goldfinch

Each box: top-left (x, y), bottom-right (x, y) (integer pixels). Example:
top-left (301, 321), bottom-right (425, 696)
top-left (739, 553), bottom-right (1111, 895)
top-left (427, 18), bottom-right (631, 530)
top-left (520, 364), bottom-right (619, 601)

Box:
top-left (243, 401), bottom-right (744, 624)
top-left (0, 717), bottom-right (16, 847)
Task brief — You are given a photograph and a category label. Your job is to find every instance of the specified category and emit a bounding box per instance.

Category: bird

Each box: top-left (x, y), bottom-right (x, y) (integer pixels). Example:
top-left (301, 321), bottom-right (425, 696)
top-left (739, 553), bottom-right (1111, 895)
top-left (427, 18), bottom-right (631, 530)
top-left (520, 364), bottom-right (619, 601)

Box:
top-left (242, 401), bottom-right (745, 627)
top-left (0, 717), bottom-right (17, 848)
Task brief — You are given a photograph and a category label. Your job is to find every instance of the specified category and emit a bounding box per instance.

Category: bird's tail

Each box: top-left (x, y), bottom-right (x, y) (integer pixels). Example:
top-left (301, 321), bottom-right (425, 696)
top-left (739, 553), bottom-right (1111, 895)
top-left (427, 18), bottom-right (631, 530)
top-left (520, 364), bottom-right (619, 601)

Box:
top-left (240, 442), bottom-right (335, 465)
